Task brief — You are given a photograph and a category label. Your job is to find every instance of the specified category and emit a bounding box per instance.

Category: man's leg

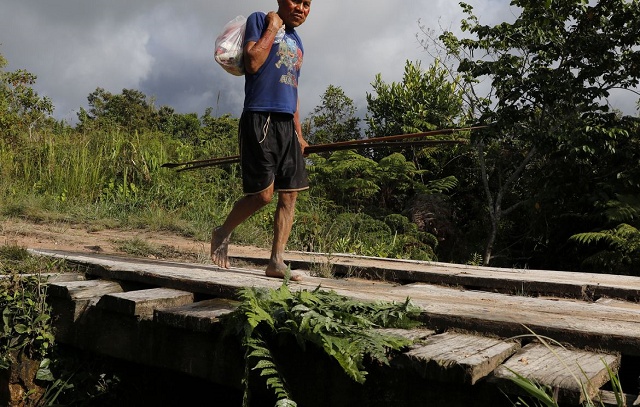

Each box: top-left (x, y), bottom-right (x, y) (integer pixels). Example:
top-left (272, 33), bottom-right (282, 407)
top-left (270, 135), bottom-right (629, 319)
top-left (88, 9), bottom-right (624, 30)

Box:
top-left (265, 190), bottom-right (302, 281)
top-left (211, 185), bottom-right (274, 268)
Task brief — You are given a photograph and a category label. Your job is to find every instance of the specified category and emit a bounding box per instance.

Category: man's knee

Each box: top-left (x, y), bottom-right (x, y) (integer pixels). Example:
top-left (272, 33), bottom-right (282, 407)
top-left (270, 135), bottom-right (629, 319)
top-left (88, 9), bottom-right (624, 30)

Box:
top-left (252, 188), bottom-right (274, 206)
top-left (277, 191), bottom-right (298, 209)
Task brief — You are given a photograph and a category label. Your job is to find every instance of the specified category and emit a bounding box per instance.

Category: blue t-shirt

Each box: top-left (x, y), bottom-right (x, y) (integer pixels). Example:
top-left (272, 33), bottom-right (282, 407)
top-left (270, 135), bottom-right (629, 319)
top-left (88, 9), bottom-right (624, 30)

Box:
top-left (243, 12), bottom-right (303, 115)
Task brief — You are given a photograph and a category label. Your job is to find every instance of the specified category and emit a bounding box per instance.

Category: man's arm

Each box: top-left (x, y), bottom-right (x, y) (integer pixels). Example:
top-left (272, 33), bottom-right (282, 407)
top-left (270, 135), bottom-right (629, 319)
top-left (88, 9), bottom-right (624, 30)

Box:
top-left (244, 12), bottom-right (282, 74)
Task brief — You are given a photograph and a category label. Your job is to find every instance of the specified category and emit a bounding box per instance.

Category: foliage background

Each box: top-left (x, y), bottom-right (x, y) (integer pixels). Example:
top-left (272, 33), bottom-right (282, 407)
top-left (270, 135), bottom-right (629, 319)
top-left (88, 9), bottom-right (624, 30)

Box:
top-left (2, 0), bottom-right (640, 275)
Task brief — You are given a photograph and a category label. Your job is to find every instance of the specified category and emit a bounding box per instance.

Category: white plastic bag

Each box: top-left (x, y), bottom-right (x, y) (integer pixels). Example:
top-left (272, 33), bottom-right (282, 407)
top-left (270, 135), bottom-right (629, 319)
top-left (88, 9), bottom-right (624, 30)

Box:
top-left (214, 15), bottom-right (246, 76)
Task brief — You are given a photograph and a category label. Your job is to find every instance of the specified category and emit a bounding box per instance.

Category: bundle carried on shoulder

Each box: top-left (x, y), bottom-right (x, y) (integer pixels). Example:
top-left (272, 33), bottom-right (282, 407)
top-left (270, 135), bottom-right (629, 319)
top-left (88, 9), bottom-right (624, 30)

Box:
top-left (214, 15), bottom-right (246, 76)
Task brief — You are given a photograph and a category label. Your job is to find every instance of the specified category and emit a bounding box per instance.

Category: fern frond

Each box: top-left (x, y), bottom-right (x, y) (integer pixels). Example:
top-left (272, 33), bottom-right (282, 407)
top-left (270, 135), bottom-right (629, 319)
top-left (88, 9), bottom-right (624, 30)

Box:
top-left (604, 194), bottom-right (640, 224)
top-left (570, 231), bottom-right (615, 246)
top-left (275, 398), bottom-right (298, 407)
top-left (227, 283), bottom-right (424, 405)
top-left (425, 175), bottom-right (459, 194)
top-left (615, 223), bottom-right (639, 239)
top-left (246, 336), bottom-right (293, 403)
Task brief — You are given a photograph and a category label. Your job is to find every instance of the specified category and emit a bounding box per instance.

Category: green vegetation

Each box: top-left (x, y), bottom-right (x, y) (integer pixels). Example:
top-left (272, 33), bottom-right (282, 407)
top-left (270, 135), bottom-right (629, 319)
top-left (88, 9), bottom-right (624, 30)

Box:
top-left (0, 244), bottom-right (216, 406)
top-left (222, 282), bottom-right (421, 406)
top-left (0, 245), bottom-right (74, 405)
top-left (3, 2), bottom-right (640, 404)
top-left (0, 60), bottom-right (443, 266)
top-left (4, 0), bottom-right (640, 272)
top-left (417, 0), bottom-right (640, 269)
top-left (0, 247), bottom-right (57, 372)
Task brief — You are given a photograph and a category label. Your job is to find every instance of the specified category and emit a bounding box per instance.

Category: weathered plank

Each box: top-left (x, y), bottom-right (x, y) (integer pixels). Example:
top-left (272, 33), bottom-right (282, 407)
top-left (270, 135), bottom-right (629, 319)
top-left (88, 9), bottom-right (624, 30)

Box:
top-left (596, 297), bottom-right (640, 311)
top-left (393, 332), bottom-right (520, 384)
top-left (47, 279), bottom-right (123, 301)
top-left (316, 281), bottom-right (640, 356)
top-left (492, 342), bottom-right (620, 404)
top-left (378, 328), bottom-right (435, 342)
top-left (46, 280), bottom-right (124, 341)
top-left (97, 288), bottom-right (194, 319)
top-left (597, 390), bottom-right (639, 407)
top-left (34, 250), bottom-right (284, 297)
top-left (155, 298), bottom-right (239, 332)
top-left (237, 249), bottom-right (640, 301)
top-left (32, 250), bottom-right (640, 357)
top-left (33, 248), bottom-right (640, 301)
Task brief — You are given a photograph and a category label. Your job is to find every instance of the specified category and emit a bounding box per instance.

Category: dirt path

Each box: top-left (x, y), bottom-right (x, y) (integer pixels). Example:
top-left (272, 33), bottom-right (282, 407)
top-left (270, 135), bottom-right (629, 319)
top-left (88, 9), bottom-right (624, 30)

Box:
top-left (0, 218), bottom-right (269, 263)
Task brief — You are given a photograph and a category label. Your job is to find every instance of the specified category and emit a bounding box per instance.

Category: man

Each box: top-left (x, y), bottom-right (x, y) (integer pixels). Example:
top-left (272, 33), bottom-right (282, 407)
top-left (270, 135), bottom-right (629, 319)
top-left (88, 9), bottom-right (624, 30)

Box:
top-left (210, 0), bottom-right (312, 281)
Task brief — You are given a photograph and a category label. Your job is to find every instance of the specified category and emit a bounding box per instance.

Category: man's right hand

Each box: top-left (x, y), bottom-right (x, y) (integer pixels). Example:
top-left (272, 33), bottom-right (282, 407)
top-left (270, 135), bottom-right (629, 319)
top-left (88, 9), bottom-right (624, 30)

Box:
top-left (265, 11), bottom-right (284, 33)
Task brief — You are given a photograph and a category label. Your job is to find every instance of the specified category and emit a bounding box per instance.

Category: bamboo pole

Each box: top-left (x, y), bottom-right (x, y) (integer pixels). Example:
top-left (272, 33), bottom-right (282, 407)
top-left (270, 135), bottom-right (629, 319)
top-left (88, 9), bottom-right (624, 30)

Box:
top-left (163, 125), bottom-right (486, 171)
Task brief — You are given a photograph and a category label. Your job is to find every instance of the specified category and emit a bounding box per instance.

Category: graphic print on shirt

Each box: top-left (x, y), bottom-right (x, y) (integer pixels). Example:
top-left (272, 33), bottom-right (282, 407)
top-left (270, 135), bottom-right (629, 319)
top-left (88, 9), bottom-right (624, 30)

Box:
top-left (275, 36), bottom-right (303, 88)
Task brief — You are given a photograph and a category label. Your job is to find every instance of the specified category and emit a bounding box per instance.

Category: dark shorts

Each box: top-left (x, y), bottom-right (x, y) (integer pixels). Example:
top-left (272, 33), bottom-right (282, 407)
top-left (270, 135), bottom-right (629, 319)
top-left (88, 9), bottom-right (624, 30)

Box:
top-left (239, 111), bottom-right (309, 195)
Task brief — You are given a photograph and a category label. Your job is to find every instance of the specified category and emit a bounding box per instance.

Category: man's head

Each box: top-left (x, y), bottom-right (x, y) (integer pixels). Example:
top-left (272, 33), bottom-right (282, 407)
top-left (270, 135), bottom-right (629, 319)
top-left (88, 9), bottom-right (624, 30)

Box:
top-left (277, 0), bottom-right (311, 28)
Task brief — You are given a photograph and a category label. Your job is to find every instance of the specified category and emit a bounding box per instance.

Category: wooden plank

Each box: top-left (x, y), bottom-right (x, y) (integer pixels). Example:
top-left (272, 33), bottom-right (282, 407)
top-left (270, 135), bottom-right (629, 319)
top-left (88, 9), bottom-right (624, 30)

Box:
top-left (238, 249), bottom-right (640, 301)
top-left (47, 280), bottom-right (123, 301)
top-left (378, 328), bottom-right (435, 342)
top-left (597, 390), bottom-right (639, 407)
top-left (155, 298), bottom-right (239, 332)
top-left (596, 297), bottom-right (640, 311)
top-left (32, 250), bottom-right (640, 356)
top-left (32, 250), bottom-right (284, 297)
top-left (393, 332), bottom-right (520, 384)
top-left (318, 281), bottom-right (640, 356)
top-left (34, 248), bottom-right (640, 301)
top-left (492, 342), bottom-right (620, 404)
top-left (97, 288), bottom-right (194, 319)
top-left (46, 280), bottom-right (124, 342)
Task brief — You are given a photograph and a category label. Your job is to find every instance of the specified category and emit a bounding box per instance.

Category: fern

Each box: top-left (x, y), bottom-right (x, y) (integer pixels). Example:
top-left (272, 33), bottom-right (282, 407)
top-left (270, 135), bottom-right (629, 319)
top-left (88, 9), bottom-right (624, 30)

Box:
top-left (570, 231), bottom-right (620, 247)
top-left (246, 336), bottom-right (293, 405)
top-left (570, 223), bottom-right (640, 274)
top-left (424, 175), bottom-right (459, 194)
top-left (223, 283), bottom-right (422, 406)
top-left (569, 193), bottom-right (640, 275)
top-left (603, 194), bottom-right (640, 224)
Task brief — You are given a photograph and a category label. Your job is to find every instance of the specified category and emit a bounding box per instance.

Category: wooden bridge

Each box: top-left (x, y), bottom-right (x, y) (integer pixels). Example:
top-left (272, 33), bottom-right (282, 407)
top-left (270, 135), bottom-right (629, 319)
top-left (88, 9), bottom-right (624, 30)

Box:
top-left (25, 248), bottom-right (640, 406)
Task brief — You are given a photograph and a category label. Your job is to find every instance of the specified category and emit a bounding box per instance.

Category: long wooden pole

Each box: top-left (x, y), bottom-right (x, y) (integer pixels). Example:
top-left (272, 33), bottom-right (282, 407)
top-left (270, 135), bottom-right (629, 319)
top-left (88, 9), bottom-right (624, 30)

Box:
top-left (173, 139), bottom-right (467, 172)
top-left (163, 125), bottom-right (486, 171)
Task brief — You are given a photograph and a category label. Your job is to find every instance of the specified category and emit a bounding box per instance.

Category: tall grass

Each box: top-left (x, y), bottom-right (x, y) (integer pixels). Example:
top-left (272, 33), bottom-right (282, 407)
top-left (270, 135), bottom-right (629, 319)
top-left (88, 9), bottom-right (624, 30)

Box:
top-left (1, 127), bottom-right (235, 240)
top-left (1, 125), bottom-right (437, 260)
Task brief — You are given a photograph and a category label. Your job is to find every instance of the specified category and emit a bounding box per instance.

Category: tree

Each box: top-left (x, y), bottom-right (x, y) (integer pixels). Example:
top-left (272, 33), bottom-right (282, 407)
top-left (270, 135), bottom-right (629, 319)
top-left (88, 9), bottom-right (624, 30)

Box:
top-left (305, 85), bottom-right (361, 145)
top-left (156, 107), bottom-right (201, 143)
top-left (77, 88), bottom-right (156, 132)
top-left (424, 0), bottom-right (640, 266)
top-left (366, 60), bottom-right (465, 139)
top-left (357, 60), bottom-right (470, 262)
top-left (0, 53), bottom-right (53, 142)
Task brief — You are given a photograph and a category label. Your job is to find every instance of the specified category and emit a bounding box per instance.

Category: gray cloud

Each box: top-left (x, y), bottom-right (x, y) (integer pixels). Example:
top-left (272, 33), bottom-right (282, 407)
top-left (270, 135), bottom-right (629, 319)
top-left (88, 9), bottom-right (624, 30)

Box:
top-left (1, 0), bottom-right (637, 125)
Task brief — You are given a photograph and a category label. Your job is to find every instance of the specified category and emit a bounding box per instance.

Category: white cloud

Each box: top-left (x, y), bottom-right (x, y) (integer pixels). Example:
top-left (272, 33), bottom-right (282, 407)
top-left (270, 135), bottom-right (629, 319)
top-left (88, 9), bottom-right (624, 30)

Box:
top-left (0, 0), bottom-right (637, 124)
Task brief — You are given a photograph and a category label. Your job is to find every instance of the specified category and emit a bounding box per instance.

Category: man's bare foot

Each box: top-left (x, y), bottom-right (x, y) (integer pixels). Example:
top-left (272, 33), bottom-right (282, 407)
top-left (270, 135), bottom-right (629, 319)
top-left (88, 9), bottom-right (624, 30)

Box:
top-left (210, 226), bottom-right (230, 268)
top-left (265, 262), bottom-right (302, 281)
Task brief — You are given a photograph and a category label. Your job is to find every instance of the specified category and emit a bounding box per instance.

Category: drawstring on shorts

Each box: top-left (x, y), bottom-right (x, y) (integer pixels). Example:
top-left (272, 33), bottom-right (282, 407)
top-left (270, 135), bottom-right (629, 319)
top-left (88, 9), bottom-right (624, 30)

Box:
top-left (259, 113), bottom-right (271, 144)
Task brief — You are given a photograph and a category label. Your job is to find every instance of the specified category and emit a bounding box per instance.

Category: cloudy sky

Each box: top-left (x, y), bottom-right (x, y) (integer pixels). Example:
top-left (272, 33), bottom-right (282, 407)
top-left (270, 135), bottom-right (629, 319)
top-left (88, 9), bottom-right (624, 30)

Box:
top-left (1, 0), bottom-right (638, 125)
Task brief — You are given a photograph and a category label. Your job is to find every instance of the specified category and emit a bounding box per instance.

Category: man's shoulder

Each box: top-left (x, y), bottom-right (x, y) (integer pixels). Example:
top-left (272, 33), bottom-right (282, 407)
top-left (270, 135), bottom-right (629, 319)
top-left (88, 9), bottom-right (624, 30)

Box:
top-left (247, 11), bottom-right (266, 22)
top-left (245, 12), bottom-right (267, 43)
